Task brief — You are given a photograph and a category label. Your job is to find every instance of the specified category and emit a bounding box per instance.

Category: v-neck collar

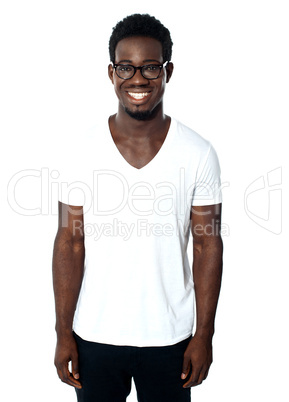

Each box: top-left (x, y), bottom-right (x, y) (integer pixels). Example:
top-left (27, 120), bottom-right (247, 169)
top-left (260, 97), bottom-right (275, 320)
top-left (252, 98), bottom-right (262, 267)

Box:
top-left (106, 118), bottom-right (175, 172)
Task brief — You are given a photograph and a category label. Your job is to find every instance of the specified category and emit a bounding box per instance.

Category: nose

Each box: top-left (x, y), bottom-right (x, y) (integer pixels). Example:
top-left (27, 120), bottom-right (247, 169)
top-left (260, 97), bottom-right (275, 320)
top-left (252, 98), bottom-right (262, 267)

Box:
top-left (130, 67), bottom-right (149, 85)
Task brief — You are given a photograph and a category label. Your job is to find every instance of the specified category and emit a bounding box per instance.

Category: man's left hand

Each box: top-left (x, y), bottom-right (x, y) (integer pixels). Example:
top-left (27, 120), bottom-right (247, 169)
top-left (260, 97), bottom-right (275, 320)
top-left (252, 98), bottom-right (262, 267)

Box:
top-left (181, 335), bottom-right (213, 388)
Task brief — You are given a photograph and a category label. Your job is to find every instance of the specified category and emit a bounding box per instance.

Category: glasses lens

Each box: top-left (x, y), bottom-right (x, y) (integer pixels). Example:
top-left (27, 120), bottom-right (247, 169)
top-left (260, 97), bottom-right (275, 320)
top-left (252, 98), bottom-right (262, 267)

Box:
top-left (116, 65), bottom-right (134, 79)
top-left (142, 65), bottom-right (161, 79)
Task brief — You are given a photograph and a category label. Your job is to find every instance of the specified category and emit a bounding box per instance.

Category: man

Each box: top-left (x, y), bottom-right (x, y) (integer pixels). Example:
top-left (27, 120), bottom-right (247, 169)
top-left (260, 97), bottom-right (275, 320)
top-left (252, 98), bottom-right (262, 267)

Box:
top-left (53, 13), bottom-right (223, 402)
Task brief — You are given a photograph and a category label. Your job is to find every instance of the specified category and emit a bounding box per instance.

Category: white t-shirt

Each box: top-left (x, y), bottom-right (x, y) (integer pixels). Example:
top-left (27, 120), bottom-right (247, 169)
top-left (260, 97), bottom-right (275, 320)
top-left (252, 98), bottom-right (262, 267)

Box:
top-left (58, 117), bottom-right (222, 347)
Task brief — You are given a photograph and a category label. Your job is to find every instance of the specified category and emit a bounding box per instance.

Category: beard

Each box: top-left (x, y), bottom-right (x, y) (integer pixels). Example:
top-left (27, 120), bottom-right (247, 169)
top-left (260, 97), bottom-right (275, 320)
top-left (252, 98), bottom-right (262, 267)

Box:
top-left (124, 106), bottom-right (155, 121)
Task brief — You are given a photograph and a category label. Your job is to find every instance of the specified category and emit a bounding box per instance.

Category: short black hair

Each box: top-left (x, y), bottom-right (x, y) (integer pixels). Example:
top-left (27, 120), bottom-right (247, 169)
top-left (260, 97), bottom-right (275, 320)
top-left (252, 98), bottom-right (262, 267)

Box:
top-left (109, 14), bottom-right (173, 64)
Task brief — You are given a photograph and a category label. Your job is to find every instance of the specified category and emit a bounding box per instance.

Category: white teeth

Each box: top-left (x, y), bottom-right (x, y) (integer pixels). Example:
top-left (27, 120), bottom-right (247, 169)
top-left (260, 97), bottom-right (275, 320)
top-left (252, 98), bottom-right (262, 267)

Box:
top-left (128, 92), bottom-right (149, 99)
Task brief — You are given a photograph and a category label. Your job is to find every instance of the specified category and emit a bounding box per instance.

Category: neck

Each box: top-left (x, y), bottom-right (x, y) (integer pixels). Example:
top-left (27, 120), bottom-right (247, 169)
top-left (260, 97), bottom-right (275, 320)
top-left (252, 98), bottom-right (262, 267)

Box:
top-left (113, 103), bottom-right (168, 139)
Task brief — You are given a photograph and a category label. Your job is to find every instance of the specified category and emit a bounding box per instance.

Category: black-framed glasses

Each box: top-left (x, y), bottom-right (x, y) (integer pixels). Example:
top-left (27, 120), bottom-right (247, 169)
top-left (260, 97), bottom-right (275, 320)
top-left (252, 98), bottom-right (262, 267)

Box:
top-left (113, 62), bottom-right (168, 80)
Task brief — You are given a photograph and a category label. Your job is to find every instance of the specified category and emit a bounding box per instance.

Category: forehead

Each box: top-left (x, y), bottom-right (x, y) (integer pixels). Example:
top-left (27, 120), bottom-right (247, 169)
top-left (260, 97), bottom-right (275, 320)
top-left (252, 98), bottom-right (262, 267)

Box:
top-left (115, 36), bottom-right (163, 63)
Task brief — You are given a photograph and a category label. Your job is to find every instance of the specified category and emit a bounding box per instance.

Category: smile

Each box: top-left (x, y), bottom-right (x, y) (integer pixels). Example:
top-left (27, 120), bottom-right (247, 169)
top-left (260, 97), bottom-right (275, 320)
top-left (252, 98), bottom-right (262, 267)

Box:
top-left (127, 92), bottom-right (150, 100)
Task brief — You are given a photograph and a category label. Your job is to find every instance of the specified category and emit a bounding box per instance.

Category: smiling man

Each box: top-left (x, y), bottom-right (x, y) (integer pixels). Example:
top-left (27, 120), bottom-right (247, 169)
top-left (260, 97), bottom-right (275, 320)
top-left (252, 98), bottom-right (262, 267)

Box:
top-left (53, 14), bottom-right (223, 402)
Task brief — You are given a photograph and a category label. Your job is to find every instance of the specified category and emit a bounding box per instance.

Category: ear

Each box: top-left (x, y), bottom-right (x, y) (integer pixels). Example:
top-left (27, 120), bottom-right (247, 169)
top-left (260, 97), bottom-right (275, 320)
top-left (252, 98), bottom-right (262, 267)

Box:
top-left (108, 64), bottom-right (114, 83)
top-left (165, 62), bottom-right (174, 83)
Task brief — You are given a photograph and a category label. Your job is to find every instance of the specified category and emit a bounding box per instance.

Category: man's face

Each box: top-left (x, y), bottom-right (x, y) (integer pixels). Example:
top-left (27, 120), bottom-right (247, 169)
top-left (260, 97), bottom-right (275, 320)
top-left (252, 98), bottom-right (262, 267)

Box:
top-left (108, 36), bottom-right (173, 120)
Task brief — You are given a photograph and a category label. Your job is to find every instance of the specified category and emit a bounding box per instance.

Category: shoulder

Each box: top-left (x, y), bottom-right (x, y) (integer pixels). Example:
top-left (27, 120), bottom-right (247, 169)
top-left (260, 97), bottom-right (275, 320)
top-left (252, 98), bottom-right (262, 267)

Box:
top-left (62, 121), bottom-right (107, 156)
top-left (56, 120), bottom-right (107, 173)
top-left (171, 118), bottom-right (212, 157)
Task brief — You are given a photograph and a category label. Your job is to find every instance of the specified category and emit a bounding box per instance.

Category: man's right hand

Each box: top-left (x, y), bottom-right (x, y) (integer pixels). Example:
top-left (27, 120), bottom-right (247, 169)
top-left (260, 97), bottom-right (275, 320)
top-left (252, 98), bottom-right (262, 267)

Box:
top-left (54, 334), bottom-right (82, 389)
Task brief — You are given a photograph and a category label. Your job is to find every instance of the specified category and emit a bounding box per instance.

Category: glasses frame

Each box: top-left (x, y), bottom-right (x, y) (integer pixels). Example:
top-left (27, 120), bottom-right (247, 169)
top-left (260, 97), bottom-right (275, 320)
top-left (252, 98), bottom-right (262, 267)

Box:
top-left (113, 62), bottom-right (168, 80)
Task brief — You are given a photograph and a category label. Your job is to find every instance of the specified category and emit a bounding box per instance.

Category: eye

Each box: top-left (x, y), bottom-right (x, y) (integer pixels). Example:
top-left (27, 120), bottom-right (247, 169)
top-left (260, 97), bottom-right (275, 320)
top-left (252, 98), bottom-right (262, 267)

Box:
top-left (118, 65), bottom-right (133, 72)
top-left (144, 65), bottom-right (159, 71)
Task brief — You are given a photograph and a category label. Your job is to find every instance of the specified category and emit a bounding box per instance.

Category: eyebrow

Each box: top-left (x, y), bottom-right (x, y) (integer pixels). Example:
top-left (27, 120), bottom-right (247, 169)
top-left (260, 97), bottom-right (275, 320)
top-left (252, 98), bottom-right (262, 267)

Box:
top-left (117, 59), bottom-right (162, 64)
top-left (143, 59), bottom-right (162, 63)
top-left (117, 60), bottom-right (132, 64)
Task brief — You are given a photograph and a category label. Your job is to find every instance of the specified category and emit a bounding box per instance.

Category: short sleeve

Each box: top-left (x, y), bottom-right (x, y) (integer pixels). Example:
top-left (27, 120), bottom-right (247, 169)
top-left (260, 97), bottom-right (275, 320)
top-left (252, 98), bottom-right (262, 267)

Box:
top-left (58, 169), bottom-right (88, 206)
top-left (192, 144), bottom-right (222, 206)
top-left (56, 137), bottom-right (92, 208)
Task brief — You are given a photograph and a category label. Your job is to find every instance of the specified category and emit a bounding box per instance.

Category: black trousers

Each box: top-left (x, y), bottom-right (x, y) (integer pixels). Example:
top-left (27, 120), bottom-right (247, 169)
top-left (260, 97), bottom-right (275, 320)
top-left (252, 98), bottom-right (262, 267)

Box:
top-left (74, 332), bottom-right (191, 402)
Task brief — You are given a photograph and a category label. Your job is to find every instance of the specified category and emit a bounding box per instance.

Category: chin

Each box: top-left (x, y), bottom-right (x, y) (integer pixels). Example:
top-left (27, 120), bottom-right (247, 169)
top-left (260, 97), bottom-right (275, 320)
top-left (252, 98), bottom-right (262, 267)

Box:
top-left (124, 107), bottom-right (155, 121)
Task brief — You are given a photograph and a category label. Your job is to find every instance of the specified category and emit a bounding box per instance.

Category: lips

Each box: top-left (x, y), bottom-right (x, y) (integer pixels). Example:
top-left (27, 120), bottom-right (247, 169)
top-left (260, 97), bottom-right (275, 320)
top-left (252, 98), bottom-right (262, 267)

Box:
top-left (126, 90), bottom-right (152, 103)
top-left (128, 92), bottom-right (150, 100)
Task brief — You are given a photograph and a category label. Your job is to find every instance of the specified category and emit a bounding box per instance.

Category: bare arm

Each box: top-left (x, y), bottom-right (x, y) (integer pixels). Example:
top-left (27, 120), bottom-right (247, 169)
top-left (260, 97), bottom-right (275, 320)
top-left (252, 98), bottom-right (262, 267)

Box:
top-left (182, 203), bottom-right (223, 388)
top-left (52, 201), bottom-right (85, 389)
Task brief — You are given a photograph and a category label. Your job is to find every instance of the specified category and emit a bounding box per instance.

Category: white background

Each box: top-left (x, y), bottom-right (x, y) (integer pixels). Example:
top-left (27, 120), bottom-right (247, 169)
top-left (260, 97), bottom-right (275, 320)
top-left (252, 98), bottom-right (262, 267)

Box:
top-left (1, 0), bottom-right (288, 401)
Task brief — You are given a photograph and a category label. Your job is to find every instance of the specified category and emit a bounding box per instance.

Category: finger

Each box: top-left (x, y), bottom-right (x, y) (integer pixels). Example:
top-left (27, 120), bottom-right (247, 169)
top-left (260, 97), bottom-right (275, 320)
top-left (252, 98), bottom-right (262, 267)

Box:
top-left (183, 371), bottom-right (194, 388)
top-left (183, 366), bottom-right (202, 388)
top-left (71, 353), bottom-right (80, 380)
top-left (62, 370), bottom-right (82, 388)
top-left (203, 367), bottom-right (209, 380)
top-left (195, 367), bottom-right (208, 386)
top-left (67, 373), bottom-right (82, 389)
top-left (181, 355), bottom-right (191, 379)
top-left (57, 363), bottom-right (82, 389)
